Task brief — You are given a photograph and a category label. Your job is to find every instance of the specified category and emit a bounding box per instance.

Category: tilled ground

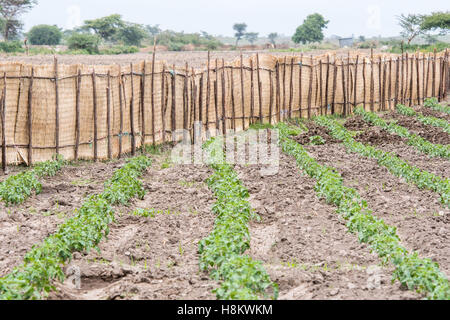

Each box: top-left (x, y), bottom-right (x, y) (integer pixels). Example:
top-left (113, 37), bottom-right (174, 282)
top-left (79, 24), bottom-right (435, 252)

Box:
top-left (344, 116), bottom-right (449, 179)
top-left (235, 153), bottom-right (421, 300)
top-left (49, 155), bottom-right (218, 300)
top-left (0, 160), bottom-right (124, 277)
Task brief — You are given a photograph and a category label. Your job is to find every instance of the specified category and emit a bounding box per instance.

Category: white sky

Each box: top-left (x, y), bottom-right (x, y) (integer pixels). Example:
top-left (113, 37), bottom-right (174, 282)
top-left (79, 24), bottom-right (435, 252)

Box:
top-left (22, 0), bottom-right (449, 38)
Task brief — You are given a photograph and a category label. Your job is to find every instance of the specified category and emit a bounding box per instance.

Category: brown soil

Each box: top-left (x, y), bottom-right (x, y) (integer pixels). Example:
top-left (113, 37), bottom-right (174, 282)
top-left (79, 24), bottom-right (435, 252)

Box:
top-left (0, 160), bottom-right (126, 277)
top-left (415, 106), bottom-right (450, 122)
top-left (381, 112), bottom-right (449, 145)
top-left (48, 155), bottom-right (218, 300)
top-left (294, 122), bottom-right (339, 145)
top-left (305, 143), bottom-right (450, 277)
top-left (235, 153), bottom-right (421, 300)
top-left (346, 117), bottom-right (450, 179)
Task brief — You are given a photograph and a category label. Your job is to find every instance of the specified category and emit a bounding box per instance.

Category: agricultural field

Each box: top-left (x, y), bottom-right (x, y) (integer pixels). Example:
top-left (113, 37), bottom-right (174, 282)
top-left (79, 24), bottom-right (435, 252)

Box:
top-left (0, 96), bottom-right (449, 300)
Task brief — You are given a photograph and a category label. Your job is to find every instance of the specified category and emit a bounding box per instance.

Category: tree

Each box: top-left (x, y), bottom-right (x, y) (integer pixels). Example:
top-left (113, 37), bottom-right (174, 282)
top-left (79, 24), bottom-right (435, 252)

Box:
top-left (268, 32), bottom-right (278, 48)
top-left (245, 32), bottom-right (258, 45)
top-left (358, 35), bottom-right (366, 42)
top-left (397, 14), bottom-right (424, 44)
top-left (67, 33), bottom-right (100, 54)
top-left (0, 0), bottom-right (37, 40)
top-left (421, 11), bottom-right (450, 34)
top-left (292, 13), bottom-right (329, 44)
top-left (233, 23), bottom-right (247, 46)
top-left (115, 23), bottom-right (147, 46)
top-left (28, 24), bottom-right (62, 45)
top-left (83, 14), bottom-right (125, 41)
top-left (146, 24), bottom-right (161, 37)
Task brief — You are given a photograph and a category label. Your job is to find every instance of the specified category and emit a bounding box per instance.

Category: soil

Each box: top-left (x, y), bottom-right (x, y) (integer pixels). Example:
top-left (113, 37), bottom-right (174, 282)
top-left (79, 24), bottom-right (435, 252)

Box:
top-left (345, 117), bottom-right (450, 179)
top-left (48, 154), bottom-right (218, 300)
top-left (415, 106), bottom-right (450, 122)
top-left (294, 122), bottom-right (339, 145)
top-left (305, 143), bottom-right (450, 277)
top-left (235, 153), bottom-right (422, 300)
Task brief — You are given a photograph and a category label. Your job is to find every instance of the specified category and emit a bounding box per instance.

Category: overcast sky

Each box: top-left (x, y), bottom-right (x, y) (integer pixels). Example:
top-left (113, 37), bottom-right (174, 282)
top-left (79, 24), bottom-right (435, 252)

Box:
top-left (22, 0), bottom-right (449, 38)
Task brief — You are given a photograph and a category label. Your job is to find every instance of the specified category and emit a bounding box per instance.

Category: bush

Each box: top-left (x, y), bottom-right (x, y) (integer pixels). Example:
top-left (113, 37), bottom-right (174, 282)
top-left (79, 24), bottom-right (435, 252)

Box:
top-left (389, 42), bottom-right (449, 53)
top-left (0, 41), bottom-right (24, 53)
top-left (101, 45), bottom-right (139, 55)
top-left (67, 33), bottom-right (100, 54)
top-left (28, 25), bottom-right (62, 45)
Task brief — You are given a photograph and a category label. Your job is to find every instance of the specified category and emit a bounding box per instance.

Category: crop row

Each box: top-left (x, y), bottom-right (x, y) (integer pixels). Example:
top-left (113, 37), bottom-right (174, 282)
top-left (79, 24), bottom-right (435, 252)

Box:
top-left (0, 155), bottom-right (152, 300)
top-left (199, 138), bottom-right (278, 300)
top-left (315, 116), bottom-right (450, 208)
top-left (396, 104), bottom-right (450, 134)
top-left (424, 98), bottom-right (450, 115)
top-left (0, 156), bottom-right (64, 206)
top-left (276, 122), bottom-right (450, 300)
top-left (355, 107), bottom-right (450, 159)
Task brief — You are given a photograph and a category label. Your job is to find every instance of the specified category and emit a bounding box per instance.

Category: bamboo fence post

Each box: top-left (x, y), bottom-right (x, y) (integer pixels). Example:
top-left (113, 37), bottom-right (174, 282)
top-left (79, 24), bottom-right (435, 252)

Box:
top-left (106, 71), bottom-right (112, 160)
top-left (409, 54), bottom-right (414, 106)
top-left (269, 68), bottom-right (273, 125)
top-left (395, 57), bottom-right (399, 106)
top-left (382, 62), bottom-right (387, 111)
top-left (92, 69), bottom-right (98, 161)
top-left (400, 53), bottom-right (404, 104)
top-left (362, 57), bottom-right (367, 110)
top-left (307, 55), bottom-right (313, 119)
top-left (331, 58), bottom-right (337, 115)
top-left (171, 64), bottom-right (176, 142)
top-left (388, 58), bottom-right (392, 110)
top-left (319, 59), bottom-right (323, 115)
top-left (240, 52), bottom-right (245, 130)
top-left (184, 63), bottom-right (189, 138)
top-left (192, 67), bottom-right (197, 142)
top-left (151, 43), bottom-right (156, 145)
top-left (74, 69), bottom-right (81, 161)
top-left (54, 57), bottom-right (60, 155)
top-left (404, 53), bottom-right (409, 104)
top-left (130, 63), bottom-right (136, 155)
top-left (118, 69), bottom-right (124, 158)
top-left (206, 52), bottom-right (211, 132)
top-left (1, 73), bottom-right (6, 172)
top-left (141, 61), bottom-right (146, 150)
top-left (230, 65), bottom-right (236, 130)
top-left (422, 53), bottom-right (426, 103)
top-left (250, 59), bottom-right (255, 125)
top-left (27, 68), bottom-right (34, 166)
top-left (289, 57), bottom-right (294, 118)
top-left (439, 54), bottom-right (445, 101)
top-left (370, 52), bottom-right (374, 112)
top-left (257, 54), bottom-right (263, 123)
top-left (432, 49), bottom-right (436, 99)
top-left (378, 56), bottom-right (382, 111)
top-left (354, 55), bottom-right (359, 109)
top-left (276, 61), bottom-right (281, 122)
top-left (199, 73), bottom-right (203, 129)
top-left (425, 53), bottom-right (431, 99)
top-left (282, 56), bottom-right (286, 119)
top-left (215, 59), bottom-right (219, 130)
top-left (416, 54), bottom-right (420, 105)
top-left (341, 59), bottom-right (347, 116)
top-left (221, 60), bottom-right (226, 136)
top-left (299, 54), bottom-right (304, 118)
top-left (347, 52), bottom-right (351, 114)
top-left (161, 65), bottom-right (166, 143)
top-left (325, 54), bottom-right (330, 115)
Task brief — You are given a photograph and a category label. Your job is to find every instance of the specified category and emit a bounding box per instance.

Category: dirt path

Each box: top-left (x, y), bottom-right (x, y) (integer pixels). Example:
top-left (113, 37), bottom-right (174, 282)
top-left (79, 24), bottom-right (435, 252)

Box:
top-left (344, 117), bottom-right (450, 179)
top-left (49, 155), bottom-right (218, 300)
top-left (0, 160), bottom-right (124, 277)
top-left (235, 153), bottom-right (421, 300)
top-left (304, 142), bottom-right (450, 277)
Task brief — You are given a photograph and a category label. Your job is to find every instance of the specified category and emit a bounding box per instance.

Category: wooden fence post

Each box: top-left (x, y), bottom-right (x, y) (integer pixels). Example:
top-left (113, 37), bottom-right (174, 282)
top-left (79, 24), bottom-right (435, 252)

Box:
top-left (130, 63), bottom-right (136, 155)
top-left (107, 71), bottom-right (112, 159)
top-left (54, 57), bottom-right (60, 156)
top-left (240, 52), bottom-right (245, 130)
top-left (1, 73), bottom-right (6, 172)
top-left (28, 68), bottom-right (34, 166)
top-left (92, 69), bottom-right (98, 161)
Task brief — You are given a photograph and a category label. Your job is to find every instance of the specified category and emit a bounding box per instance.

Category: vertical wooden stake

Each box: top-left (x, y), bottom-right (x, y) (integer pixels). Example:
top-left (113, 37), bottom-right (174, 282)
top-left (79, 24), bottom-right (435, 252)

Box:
top-left (92, 69), bottom-right (98, 162)
top-left (416, 54), bottom-right (420, 105)
top-left (161, 65), bottom-right (166, 143)
top-left (362, 57), bottom-right (367, 110)
top-left (432, 49), bottom-right (437, 98)
top-left (171, 64), bottom-right (176, 142)
top-left (184, 63), bottom-right (189, 137)
top-left (282, 56), bottom-right (287, 119)
top-left (325, 55), bottom-right (330, 115)
top-left (276, 61), bottom-right (281, 122)
top-left (27, 68), bottom-right (34, 166)
top-left (221, 60), bottom-right (226, 136)
top-left (54, 57), bottom-right (60, 156)
top-left (215, 59), bottom-right (219, 130)
top-left (370, 53), bottom-right (374, 112)
top-left (289, 57), bottom-right (294, 118)
top-left (118, 69), bottom-right (124, 158)
top-left (382, 62), bottom-right (387, 111)
top-left (74, 69), bottom-right (81, 161)
top-left (395, 56), bottom-right (399, 106)
top-left (256, 54), bottom-right (263, 124)
top-left (151, 42), bottom-right (156, 145)
top-left (240, 52), bottom-right (246, 130)
top-left (378, 56), bottom-right (382, 111)
top-left (331, 59), bottom-right (337, 115)
top-left (250, 59), bottom-right (255, 125)
top-left (319, 59), bottom-right (323, 115)
top-left (269, 68), bottom-right (273, 125)
top-left (341, 59), bottom-right (347, 116)
top-left (199, 73), bottom-right (203, 129)
top-left (130, 63), bottom-right (136, 155)
top-left (404, 53), bottom-right (409, 104)
top-left (409, 55), bottom-right (414, 106)
top-left (388, 58), bottom-right (392, 110)
top-left (230, 65), bottom-right (236, 130)
top-left (400, 53), bottom-right (404, 104)
top-left (1, 73), bottom-right (6, 172)
top-left (354, 55), bottom-right (359, 109)
top-left (307, 55), bottom-right (313, 119)
top-left (206, 52), bottom-right (211, 132)
top-left (141, 61), bottom-right (147, 150)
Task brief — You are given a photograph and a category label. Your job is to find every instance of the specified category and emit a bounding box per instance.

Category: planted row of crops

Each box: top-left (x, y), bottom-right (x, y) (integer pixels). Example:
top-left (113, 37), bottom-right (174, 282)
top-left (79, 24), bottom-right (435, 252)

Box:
top-left (199, 138), bottom-right (278, 300)
top-left (424, 98), bottom-right (450, 115)
top-left (395, 104), bottom-right (450, 134)
top-left (355, 107), bottom-right (450, 159)
top-left (0, 156), bottom-right (152, 300)
top-left (315, 116), bottom-right (450, 208)
top-left (276, 122), bottom-right (450, 299)
top-left (0, 156), bottom-right (64, 206)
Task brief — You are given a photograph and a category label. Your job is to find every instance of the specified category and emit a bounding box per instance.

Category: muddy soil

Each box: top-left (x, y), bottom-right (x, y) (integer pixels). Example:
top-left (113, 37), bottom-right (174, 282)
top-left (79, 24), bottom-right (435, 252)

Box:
top-left (0, 160), bottom-right (125, 277)
top-left (49, 155), bottom-right (218, 300)
top-left (381, 112), bottom-right (449, 145)
top-left (305, 143), bottom-right (450, 277)
top-left (414, 106), bottom-right (450, 122)
top-left (345, 117), bottom-right (450, 179)
top-left (235, 153), bottom-right (421, 300)
top-left (294, 122), bottom-right (340, 145)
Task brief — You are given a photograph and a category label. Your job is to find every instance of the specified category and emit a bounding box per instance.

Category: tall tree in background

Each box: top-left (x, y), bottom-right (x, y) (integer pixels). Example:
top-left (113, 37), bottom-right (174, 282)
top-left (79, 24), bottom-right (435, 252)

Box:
top-left (268, 32), bottom-right (278, 48)
top-left (83, 14), bottom-right (125, 41)
top-left (0, 0), bottom-right (37, 40)
top-left (421, 11), bottom-right (450, 34)
top-left (397, 14), bottom-right (424, 44)
top-left (292, 13), bottom-right (329, 44)
top-left (233, 23), bottom-right (247, 46)
top-left (245, 32), bottom-right (258, 46)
